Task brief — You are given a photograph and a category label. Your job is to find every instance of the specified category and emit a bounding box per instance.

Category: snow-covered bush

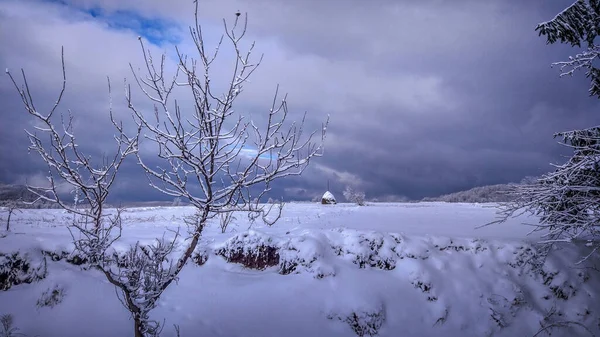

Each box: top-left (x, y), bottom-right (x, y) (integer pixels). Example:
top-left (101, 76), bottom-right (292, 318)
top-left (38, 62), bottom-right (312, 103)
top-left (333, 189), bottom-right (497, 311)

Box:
top-left (215, 231), bottom-right (280, 270)
top-left (332, 231), bottom-right (402, 270)
top-left (327, 304), bottom-right (386, 337)
top-left (41, 249), bottom-right (87, 266)
top-left (191, 244), bottom-right (210, 266)
top-left (0, 314), bottom-right (23, 337)
top-left (36, 284), bottom-right (66, 309)
top-left (279, 235), bottom-right (336, 278)
top-left (0, 252), bottom-right (47, 291)
top-left (343, 186), bottom-right (366, 206)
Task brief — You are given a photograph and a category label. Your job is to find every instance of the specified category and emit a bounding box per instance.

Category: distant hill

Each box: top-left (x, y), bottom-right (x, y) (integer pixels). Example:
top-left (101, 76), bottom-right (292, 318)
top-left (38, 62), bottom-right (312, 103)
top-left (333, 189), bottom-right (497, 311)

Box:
top-left (0, 183), bottom-right (187, 209)
top-left (0, 184), bottom-right (39, 202)
top-left (0, 183), bottom-right (58, 208)
top-left (421, 183), bottom-right (517, 203)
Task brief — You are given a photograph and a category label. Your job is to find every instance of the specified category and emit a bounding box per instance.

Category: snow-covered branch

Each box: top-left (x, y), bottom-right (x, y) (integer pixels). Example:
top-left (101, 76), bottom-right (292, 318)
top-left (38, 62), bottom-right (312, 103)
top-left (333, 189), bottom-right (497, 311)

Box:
top-left (123, 2), bottom-right (327, 222)
top-left (106, 2), bottom-right (327, 335)
top-left (490, 126), bottom-right (600, 263)
top-left (6, 49), bottom-right (140, 223)
top-left (343, 186), bottom-right (366, 206)
top-left (536, 0), bottom-right (600, 98)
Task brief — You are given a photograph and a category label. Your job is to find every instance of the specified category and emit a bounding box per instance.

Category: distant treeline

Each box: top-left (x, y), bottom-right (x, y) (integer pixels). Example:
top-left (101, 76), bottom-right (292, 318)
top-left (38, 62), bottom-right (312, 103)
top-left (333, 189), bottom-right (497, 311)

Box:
top-left (0, 183), bottom-right (59, 208)
top-left (421, 183), bottom-right (518, 203)
top-left (0, 183), bottom-right (183, 209)
top-left (1, 180), bottom-right (527, 207)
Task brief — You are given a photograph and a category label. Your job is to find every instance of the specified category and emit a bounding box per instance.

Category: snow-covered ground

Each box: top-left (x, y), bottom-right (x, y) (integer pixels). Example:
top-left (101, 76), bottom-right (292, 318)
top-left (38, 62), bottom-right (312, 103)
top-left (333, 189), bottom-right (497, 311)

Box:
top-left (1, 202), bottom-right (598, 337)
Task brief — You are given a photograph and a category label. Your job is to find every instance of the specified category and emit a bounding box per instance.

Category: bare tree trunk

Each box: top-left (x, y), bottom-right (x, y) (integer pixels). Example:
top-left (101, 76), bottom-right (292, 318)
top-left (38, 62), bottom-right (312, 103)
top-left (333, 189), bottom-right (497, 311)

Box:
top-left (134, 318), bottom-right (143, 337)
top-left (5, 210), bottom-right (11, 231)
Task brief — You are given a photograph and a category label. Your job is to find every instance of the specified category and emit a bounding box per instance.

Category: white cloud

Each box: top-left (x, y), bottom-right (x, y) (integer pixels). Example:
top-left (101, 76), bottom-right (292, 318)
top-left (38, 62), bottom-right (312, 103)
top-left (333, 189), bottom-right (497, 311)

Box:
top-left (313, 163), bottom-right (364, 187)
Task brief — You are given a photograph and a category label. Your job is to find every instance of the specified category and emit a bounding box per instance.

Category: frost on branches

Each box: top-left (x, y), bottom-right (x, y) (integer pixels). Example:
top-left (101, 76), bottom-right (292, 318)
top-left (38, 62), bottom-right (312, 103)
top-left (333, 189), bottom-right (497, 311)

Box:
top-left (113, 1), bottom-right (327, 335)
top-left (492, 127), bottom-right (600, 262)
top-left (343, 186), bottom-right (366, 206)
top-left (489, 0), bottom-right (600, 266)
top-left (536, 0), bottom-right (600, 97)
top-left (6, 1), bottom-right (328, 336)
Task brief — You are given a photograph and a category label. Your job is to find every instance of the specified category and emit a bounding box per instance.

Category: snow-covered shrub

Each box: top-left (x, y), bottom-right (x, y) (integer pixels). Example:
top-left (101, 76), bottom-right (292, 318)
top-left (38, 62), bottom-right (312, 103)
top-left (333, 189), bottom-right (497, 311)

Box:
top-left (505, 244), bottom-right (546, 271)
top-left (343, 186), bottom-right (366, 206)
top-left (0, 314), bottom-right (24, 337)
top-left (36, 284), bottom-right (66, 309)
top-left (215, 231), bottom-right (280, 270)
top-left (191, 245), bottom-right (210, 266)
top-left (218, 210), bottom-right (237, 234)
top-left (432, 237), bottom-right (488, 254)
top-left (396, 237), bottom-right (431, 260)
top-left (278, 234), bottom-right (336, 278)
top-left (536, 305), bottom-right (596, 337)
top-left (41, 250), bottom-right (87, 266)
top-left (485, 285), bottom-right (528, 331)
top-left (505, 245), bottom-right (589, 302)
top-left (332, 231), bottom-right (402, 270)
top-left (409, 271), bottom-right (438, 302)
top-left (327, 304), bottom-right (386, 337)
top-left (0, 252), bottom-right (47, 291)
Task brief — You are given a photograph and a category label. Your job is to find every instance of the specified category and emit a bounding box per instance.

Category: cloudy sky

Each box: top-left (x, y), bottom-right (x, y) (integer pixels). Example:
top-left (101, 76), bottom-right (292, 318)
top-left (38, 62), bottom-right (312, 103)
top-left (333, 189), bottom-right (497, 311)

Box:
top-left (1, 0), bottom-right (599, 203)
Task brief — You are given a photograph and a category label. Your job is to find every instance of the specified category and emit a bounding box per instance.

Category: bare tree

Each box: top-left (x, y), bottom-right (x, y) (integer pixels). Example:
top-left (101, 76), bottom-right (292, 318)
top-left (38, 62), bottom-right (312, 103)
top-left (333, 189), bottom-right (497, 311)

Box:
top-left (218, 207), bottom-right (237, 233)
top-left (343, 185), bottom-right (366, 206)
top-left (1, 200), bottom-right (22, 232)
top-left (8, 2), bottom-right (326, 336)
top-left (171, 197), bottom-right (182, 207)
top-left (114, 2), bottom-right (326, 336)
top-left (123, 0), bottom-right (326, 267)
top-left (7, 51), bottom-right (140, 261)
top-left (6, 50), bottom-right (158, 335)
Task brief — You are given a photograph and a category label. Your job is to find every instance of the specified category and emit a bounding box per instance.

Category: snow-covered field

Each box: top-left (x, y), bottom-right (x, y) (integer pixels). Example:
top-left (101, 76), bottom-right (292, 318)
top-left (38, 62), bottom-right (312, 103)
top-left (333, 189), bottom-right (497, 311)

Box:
top-left (1, 202), bottom-right (599, 337)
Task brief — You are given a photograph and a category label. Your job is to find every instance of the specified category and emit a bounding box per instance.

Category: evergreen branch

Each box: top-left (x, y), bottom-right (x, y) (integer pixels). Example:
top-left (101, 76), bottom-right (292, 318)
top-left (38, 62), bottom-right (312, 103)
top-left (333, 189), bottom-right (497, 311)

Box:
top-left (536, 0), bottom-right (600, 47)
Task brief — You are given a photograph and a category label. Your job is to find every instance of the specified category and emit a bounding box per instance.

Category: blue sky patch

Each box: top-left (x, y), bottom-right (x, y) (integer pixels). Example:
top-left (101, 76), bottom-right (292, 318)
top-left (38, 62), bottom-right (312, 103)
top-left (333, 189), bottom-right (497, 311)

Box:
top-left (40, 0), bottom-right (182, 46)
top-left (86, 8), bottom-right (182, 46)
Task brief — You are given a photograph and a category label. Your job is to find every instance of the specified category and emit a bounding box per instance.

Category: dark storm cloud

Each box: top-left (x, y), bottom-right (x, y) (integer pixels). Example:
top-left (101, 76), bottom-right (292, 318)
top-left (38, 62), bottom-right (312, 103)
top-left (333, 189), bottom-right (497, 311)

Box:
top-left (1, 0), bottom-right (599, 203)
